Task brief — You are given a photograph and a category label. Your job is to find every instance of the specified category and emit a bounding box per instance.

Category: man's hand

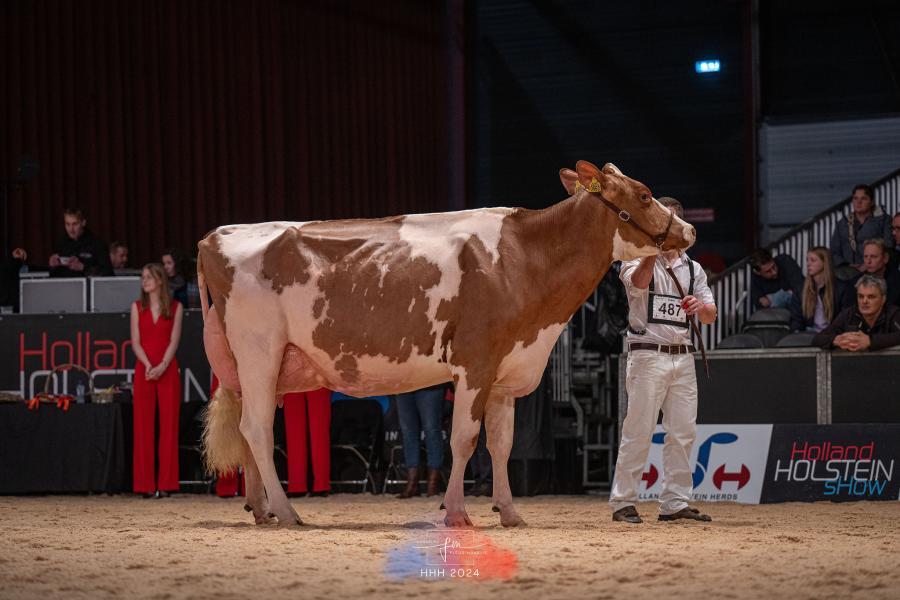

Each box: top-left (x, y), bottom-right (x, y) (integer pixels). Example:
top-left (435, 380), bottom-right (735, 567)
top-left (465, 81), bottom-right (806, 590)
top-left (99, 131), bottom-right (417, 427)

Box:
top-left (11, 248), bottom-right (26, 261)
top-left (834, 332), bottom-right (870, 351)
top-left (68, 257), bottom-right (84, 272)
top-left (758, 296), bottom-right (771, 308)
top-left (853, 263), bottom-right (867, 273)
top-left (681, 295), bottom-right (703, 315)
top-left (49, 254), bottom-right (61, 267)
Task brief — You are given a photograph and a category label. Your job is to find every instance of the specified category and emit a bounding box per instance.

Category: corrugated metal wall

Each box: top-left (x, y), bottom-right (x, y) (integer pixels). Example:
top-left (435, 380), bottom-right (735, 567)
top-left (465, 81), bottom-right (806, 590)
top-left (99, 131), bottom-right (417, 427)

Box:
top-left (759, 116), bottom-right (900, 243)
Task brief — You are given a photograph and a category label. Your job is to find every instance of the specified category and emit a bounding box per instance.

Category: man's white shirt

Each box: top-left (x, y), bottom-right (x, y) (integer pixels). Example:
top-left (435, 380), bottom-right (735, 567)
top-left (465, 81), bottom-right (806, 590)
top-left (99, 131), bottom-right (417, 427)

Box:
top-left (619, 254), bottom-right (714, 347)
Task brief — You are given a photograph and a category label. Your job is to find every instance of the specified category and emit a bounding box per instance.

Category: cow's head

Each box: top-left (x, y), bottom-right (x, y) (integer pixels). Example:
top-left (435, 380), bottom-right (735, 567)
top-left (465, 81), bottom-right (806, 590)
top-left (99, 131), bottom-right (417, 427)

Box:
top-left (559, 161), bottom-right (695, 259)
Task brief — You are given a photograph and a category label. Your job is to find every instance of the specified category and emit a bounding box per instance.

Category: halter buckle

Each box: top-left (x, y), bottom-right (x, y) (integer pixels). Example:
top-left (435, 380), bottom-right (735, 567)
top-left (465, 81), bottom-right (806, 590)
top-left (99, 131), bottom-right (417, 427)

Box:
top-left (618, 210), bottom-right (631, 222)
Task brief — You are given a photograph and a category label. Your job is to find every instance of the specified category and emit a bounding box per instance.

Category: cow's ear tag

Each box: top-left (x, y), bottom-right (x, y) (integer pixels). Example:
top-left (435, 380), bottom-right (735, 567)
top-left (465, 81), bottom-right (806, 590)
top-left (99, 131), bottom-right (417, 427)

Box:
top-left (574, 180), bottom-right (585, 192)
top-left (588, 178), bottom-right (602, 193)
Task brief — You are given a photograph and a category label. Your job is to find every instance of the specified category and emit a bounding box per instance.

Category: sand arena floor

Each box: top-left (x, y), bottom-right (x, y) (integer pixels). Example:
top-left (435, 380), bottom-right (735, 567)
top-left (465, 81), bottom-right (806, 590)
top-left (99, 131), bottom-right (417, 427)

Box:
top-left (1, 494), bottom-right (898, 599)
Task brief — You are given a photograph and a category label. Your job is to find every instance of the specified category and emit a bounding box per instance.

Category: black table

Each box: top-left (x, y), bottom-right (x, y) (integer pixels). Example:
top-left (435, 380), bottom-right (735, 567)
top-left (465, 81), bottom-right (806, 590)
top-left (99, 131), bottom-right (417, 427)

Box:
top-left (0, 402), bottom-right (124, 494)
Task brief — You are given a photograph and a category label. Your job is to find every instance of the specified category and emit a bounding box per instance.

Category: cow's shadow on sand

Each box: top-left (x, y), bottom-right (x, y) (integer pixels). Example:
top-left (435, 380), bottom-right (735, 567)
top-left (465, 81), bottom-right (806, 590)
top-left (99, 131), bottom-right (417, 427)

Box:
top-left (189, 520), bottom-right (537, 531)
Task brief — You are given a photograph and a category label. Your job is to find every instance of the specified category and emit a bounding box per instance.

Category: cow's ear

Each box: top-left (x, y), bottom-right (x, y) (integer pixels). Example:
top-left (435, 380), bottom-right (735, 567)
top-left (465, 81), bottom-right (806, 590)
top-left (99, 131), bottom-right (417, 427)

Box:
top-left (575, 160), bottom-right (607, 193)
top-left (603, 163), bottom-right (623, 176)
top-left (559, 168), bottom-right (579, 195)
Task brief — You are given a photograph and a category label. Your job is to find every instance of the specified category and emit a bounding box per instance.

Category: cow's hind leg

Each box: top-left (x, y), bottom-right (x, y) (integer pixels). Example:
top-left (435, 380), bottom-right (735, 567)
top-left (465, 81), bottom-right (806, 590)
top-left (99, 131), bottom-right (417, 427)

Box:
top-left (443, 386), bottom-right (482, 527)
top-left (235, 344), bottom-right (302, 526)
top-left (243, 458), bottom-right (275, 525)
top-left (485, 393), bottom-right (525, 527)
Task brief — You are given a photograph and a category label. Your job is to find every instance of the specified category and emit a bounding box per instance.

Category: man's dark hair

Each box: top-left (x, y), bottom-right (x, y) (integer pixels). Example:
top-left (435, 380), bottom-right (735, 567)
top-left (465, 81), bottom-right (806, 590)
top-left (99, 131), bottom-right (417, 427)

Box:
top-left (852, 184), bottom-right (874, 201)
top-left (657, 196), bottom-right (684, 219)
top-left (63, 207), bottom-right (85, 220)
top-left (749, 248), bottom-right (774, 271)
top-left (109, 241), bottom-right (127, 252)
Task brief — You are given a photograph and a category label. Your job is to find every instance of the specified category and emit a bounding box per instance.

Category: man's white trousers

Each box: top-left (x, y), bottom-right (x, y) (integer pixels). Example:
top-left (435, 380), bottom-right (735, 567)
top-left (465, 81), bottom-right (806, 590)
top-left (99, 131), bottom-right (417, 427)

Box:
top-left (609, 350), bottom-right (698, 515)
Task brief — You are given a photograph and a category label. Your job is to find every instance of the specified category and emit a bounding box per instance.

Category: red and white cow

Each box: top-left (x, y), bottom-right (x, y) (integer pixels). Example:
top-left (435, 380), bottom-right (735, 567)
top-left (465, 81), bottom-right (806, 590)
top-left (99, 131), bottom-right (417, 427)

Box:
top-left (199, 160), bottom-right (695, 527)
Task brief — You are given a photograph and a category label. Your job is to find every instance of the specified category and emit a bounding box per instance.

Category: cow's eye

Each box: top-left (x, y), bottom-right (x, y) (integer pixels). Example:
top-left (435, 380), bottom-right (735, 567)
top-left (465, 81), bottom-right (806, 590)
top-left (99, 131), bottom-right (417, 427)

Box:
top-left (640, 193), bottom-right (650, 203)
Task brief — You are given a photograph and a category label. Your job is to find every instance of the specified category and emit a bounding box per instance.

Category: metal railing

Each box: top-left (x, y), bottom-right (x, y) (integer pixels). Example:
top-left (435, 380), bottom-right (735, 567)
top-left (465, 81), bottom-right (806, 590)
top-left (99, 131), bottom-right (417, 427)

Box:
top-left (701, 167), bottom-right (900, 350)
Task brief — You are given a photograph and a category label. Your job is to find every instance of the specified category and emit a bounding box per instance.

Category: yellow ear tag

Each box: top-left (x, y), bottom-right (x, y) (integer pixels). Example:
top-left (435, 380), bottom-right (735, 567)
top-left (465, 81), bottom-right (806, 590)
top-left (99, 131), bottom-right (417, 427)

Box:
top-left (588, 178), bottom-right (602, 193)
top-left (574, 180), bottom-right (585, 192)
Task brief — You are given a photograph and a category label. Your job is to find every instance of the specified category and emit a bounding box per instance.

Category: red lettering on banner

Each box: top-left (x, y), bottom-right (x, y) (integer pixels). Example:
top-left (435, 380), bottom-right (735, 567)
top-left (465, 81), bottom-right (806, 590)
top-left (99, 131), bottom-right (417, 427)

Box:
top-left (121, 340), bottom-right (133, 369)
top-left (791, 442), bottom-right (807, 460)
top-left (20, 332), bottom-right (48, 370)
top-left (50, 340), bottom-right (75, 369)
top-left (93, 340), bottom-right (117, 369)
top-left (859, 443), bottom-right (874, 460)
top-left (76, 331), bottom-right (82, 367)
top-left (85, 332), bottom-right (91, 371)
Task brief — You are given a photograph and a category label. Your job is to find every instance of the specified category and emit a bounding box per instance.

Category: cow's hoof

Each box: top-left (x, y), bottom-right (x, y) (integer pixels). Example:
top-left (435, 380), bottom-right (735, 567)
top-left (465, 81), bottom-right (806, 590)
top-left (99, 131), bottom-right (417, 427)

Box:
top-left (444, 512), bottom-right (473, 528)
top-left (254, 512), bottom-right (276, 525)
top-left (500, 514), bottom-right (526, 528)
top-left (494, 504), bottom-right (526, 527)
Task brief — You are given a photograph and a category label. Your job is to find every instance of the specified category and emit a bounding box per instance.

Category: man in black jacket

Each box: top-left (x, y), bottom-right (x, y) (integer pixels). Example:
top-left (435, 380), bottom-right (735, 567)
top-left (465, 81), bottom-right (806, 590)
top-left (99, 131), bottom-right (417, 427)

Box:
top-left (48, 208), bottom-right (113, 277)
top-left (749, 248), bottom-right (804, 311)
top-left (813, 275), bottom-right (900, 351)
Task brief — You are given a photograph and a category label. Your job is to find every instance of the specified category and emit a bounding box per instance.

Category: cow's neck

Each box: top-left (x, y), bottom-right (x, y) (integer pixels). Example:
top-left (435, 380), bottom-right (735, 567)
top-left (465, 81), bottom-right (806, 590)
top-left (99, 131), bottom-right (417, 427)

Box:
top-left (510, 191), bottom-right (618, 324)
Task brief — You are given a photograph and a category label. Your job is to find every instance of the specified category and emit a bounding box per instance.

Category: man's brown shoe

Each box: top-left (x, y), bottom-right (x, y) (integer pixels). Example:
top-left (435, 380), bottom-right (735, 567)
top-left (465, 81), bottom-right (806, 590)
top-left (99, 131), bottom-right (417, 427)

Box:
top-left (612, 506), bottom-right (642, 524)
top-left (658, 507), bottom-right (712, 522)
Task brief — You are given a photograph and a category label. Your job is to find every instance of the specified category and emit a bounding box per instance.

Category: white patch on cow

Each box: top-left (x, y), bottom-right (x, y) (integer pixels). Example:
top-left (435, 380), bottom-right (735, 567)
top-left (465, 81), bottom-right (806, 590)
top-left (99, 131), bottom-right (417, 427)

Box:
top-left (399, 208), bottom-right (512, 265)
top-left (493, 323), bottom-right (566, 397)
top-left (611, 229), bottom-right (658, 261)
top-left (398, 207), bottom-right (514, 350)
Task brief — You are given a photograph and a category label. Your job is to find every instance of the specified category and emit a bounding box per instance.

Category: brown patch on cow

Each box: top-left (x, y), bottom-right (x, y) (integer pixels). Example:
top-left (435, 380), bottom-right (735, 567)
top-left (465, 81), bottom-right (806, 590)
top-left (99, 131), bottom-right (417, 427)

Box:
top-left (310, 218), bottom-right (443, 366)
top-left (198, 232), bottom-right (236, 329)
top-left (335, 354), bottom-right (360, 384)
top-left (312, 297), bottom-right (325, 319)
top-left (436, 197), bottom-right (617, 421)
top-left (261, 227), bottom-right (311, 293)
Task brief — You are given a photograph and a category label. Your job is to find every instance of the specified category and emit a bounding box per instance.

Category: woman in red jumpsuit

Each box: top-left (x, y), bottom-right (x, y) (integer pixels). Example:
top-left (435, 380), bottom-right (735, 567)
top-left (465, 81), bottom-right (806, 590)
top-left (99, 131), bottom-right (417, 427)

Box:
top-left (283, 390), bottom-right (331, 495)
top-left (131, 263), bottom-right (184, 498)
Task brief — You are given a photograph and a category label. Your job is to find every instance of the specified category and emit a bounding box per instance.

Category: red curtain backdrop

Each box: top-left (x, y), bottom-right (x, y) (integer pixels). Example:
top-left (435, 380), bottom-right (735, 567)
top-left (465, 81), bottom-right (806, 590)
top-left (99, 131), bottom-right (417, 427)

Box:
top-left (1, 0), bottom-right (449, 266)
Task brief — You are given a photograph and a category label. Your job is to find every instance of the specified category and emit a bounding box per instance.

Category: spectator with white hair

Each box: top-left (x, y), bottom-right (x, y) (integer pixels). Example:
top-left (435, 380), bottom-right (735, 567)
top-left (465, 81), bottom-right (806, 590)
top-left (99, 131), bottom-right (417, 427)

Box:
top-left (812, 275), bottom-right (900, 351)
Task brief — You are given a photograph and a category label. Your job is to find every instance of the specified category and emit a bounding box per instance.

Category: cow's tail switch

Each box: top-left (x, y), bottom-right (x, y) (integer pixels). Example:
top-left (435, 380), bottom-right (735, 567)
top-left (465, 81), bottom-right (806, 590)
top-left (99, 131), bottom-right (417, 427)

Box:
top-left (202, 387), bottom-right (249, 475)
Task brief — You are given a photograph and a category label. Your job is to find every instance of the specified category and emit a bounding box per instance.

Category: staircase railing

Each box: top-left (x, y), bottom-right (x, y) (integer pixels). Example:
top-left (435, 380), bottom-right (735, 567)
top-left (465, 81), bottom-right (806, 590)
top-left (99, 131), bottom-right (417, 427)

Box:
top-left (701, 167), bottom-right (900, 350)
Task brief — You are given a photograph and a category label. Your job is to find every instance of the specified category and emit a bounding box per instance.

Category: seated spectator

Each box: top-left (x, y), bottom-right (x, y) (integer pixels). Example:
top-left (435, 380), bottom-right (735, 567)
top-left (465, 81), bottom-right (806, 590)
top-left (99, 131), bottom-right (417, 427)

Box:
top-left (889, 212), bottom-right (900, 272)
top-left (0, 247), bottom-right (28, 310)
top-left (749, 248), bottom-right (804, 310)
top-left (829, 184), bottom-right (892, 279)
top-left (109, 241), bottom-right (129, 271)
top-left (48, 208), bottom-right (113, 277)
top-left (812, 275), bottom-right (900, 351)
top-left (789, 247), bottom-right (850, 332)
top-left (162, 248), bottom-right (199, 308)
top-left (852, 239), bottom-right (900, 306)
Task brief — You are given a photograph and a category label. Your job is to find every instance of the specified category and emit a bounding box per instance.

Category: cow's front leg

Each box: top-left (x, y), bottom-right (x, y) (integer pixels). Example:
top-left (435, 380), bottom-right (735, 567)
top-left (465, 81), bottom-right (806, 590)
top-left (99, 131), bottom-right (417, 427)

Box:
top-left (486, 394), bottom-right (525, 527)
top-left (443, 389), bottom-right (481, 527)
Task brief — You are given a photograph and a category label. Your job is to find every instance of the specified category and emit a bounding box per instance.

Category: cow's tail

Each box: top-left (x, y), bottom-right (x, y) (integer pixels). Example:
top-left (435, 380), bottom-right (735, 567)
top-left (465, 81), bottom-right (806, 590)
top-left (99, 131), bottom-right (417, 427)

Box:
top-left (202, 386), bottom-right (250, 475)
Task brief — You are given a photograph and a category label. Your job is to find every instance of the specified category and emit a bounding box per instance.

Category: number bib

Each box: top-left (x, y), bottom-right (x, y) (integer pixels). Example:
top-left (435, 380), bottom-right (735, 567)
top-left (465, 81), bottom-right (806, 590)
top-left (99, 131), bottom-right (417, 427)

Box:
top-left (647, 293), bottom-right (688, 328)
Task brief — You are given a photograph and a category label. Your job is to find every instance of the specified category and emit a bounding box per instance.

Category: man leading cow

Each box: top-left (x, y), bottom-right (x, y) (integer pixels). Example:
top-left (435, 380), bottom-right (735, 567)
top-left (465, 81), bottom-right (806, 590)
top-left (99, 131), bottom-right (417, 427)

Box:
top-left (609, 196), bottom-right (718, 524)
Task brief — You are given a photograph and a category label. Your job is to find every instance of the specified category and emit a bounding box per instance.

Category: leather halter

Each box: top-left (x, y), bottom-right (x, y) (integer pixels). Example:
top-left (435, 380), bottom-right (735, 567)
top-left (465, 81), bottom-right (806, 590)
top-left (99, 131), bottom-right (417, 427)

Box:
top-left (576, 178), bottom-right (675, 248)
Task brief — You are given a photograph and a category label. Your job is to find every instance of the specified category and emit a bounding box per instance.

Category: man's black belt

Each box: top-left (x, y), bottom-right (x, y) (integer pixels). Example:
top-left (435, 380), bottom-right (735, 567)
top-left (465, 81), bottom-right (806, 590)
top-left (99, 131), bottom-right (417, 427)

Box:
top-left (629, 343), bottom-right (695, 355)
